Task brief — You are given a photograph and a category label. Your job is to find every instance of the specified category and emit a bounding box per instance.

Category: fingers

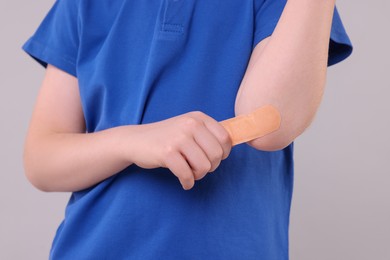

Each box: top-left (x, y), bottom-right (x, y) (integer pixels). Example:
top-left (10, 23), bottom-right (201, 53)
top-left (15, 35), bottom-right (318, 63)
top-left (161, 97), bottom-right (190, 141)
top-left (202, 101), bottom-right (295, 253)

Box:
top-left (180, 138), bottom-right (212, 180)
top-left (164, 150), bottom-right (195, 190)
top-left (191, 125), bottom-right (224, 173)
top-left (189, 111), bottom-right (232, 160)
top-left (161, 111), bottom-right (233, 191)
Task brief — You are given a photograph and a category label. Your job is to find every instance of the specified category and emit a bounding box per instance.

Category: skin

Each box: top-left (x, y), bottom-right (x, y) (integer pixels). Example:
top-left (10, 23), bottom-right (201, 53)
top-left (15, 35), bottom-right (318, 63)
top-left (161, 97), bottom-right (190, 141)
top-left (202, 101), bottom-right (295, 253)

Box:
top-left (23, 0), bottom-right (337, 192)
top-left (235, 0), bottom-right (337, 151)
top-left (24, 65), bottom-right (232, 192)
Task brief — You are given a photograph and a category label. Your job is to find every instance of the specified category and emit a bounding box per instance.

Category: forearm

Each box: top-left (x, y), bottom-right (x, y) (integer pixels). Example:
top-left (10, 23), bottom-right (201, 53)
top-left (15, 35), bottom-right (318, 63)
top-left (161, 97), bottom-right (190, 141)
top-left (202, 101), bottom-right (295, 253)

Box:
top-left (23, 125), bottom-right (136, 192)
top-left (235, 0), bottom-right (336, 150)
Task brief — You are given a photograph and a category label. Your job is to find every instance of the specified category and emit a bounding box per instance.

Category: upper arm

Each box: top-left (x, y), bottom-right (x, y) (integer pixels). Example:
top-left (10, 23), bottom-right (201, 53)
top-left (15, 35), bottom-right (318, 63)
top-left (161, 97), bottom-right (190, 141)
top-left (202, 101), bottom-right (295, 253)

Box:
top-left (245, 36), bottom-right (271, 73)
top-left (235, 36), bottom-right (270, 111)
top-left (27, 64), bottom-right (85, 137)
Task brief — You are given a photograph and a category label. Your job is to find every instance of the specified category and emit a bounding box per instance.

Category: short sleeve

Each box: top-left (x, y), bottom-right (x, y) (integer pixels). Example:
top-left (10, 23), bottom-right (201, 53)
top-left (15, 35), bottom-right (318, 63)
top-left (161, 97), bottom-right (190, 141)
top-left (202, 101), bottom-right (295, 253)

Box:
top-left (22, 0), bottom-right (80, 77)
top-left (253, 0), bottom-right (353, 66)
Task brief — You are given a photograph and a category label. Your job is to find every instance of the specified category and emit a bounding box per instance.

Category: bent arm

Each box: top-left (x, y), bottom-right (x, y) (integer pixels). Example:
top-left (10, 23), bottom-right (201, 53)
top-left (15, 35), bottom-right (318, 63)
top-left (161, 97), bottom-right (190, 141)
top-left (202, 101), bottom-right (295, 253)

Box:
top-left (235, 0), bottom-right (336, 151)
top-left (23, 65), bottom-right (137, 192)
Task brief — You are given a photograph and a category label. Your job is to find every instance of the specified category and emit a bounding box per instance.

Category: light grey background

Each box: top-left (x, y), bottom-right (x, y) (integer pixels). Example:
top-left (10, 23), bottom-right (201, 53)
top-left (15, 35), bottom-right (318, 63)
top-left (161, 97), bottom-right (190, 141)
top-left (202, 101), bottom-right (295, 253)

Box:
top-left (1, 1), bottom-right (389, 259)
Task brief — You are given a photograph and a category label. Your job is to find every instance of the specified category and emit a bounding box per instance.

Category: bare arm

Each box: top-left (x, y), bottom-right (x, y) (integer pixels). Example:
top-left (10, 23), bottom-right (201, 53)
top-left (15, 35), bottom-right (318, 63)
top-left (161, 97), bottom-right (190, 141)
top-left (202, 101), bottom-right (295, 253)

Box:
top-left (235, 0), bottom-right (336, 151)
top-left (23, 65), bottom-right (137, 192)
top-left (24, 65), bottom-right (231, 192)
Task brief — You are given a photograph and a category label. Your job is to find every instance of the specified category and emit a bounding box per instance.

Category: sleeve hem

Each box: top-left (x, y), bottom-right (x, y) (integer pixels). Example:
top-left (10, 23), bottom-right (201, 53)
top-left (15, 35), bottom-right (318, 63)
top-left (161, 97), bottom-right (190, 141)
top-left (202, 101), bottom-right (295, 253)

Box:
top-left (253, 19), bottom-right (280, 49)
top-left (253, 20), bottom-right (353, 67)
top-left (22, 38), bottom-right (77, 77)
top-left (327, 24), bottom-right (353, 66)
top-left (327, 39), bottom-right (353, 67)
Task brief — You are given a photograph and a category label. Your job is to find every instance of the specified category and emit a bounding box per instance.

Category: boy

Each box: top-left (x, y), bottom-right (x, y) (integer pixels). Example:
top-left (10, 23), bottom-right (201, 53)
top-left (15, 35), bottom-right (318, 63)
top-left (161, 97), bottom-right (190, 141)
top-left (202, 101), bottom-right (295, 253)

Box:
top-left (23, 0), bottom-right (352, 258)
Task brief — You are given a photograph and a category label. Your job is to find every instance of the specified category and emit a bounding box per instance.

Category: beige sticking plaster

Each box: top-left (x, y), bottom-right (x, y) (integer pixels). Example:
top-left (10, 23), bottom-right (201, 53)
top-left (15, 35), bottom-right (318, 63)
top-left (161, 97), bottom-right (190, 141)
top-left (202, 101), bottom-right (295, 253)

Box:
top-left (220, 105), bottom-right (281, 146)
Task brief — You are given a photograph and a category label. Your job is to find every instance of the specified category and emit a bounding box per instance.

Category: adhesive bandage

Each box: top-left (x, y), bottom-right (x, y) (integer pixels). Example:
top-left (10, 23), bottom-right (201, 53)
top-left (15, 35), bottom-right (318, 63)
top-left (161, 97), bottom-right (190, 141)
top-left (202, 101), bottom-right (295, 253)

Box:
top-left (220, 105), bottom-right (281, 146)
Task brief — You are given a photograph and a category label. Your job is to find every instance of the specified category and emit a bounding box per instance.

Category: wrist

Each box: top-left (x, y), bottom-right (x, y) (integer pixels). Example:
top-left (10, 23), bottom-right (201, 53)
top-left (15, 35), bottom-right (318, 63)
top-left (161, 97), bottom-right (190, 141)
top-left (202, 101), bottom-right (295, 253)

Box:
top-left (111, 125), bottom-right (139, 166)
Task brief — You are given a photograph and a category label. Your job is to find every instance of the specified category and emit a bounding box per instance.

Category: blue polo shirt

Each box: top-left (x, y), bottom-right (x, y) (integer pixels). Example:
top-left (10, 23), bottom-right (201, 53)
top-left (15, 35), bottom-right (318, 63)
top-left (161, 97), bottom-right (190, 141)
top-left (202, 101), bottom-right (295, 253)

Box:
top-left (23, 0), bottom-right (352, 259)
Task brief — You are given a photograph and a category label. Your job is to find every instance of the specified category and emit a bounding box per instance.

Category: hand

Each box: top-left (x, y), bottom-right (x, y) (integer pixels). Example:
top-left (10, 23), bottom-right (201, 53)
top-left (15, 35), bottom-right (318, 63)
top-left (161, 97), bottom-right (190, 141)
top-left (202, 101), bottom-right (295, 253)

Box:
top-left (128, 111), bottom-right (232, 190)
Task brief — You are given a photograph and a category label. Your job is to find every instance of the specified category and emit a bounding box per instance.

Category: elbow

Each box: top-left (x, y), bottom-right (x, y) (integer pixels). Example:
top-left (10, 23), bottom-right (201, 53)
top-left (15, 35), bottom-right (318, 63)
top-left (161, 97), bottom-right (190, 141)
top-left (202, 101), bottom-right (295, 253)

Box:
top-left (23, 168), bottom-right (52, 193)
top-left (246, 133), bottom-right (294, 151)
top-left (234, 103), bottom-right (317, 151)
top-left (246, 117), bottom-right (312, 151)
top-left (23, 148), bottom-right (52, 192)
top-left (24, 170), bottom-right (52, 193)
top-left (233, 104), bottom-right (294, 151)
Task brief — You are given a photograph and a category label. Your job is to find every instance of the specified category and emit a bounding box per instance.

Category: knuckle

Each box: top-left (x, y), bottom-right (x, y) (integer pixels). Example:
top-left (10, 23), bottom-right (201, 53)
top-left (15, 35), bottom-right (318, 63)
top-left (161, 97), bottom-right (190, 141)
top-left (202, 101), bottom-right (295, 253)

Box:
top-left (181, 116), bottom-right (200, 129)
top-left (162, 145), bottom-right (176, 163)
top-left (164, 145), bottom-right (176, 156)
top-left (182, 117), bottom-right (205, 132)
top-left (188, 111), bottom-right (204, 117)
